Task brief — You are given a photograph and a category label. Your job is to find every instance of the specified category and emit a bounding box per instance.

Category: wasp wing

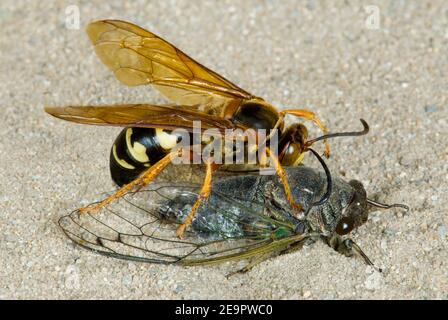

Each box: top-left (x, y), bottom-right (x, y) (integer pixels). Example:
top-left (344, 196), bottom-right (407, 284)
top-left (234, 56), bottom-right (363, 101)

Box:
top-left (59, 182), bottom-right (307, 266)
top-left (45, 104), bottom-right (247, 133)
top-left (87, 20), bottom-right (256, 116)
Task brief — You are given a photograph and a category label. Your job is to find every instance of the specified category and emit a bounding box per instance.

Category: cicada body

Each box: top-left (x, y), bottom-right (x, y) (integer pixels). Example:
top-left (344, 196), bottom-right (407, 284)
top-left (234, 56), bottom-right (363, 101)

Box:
top-left (59, 166), bottom-right (407, 272)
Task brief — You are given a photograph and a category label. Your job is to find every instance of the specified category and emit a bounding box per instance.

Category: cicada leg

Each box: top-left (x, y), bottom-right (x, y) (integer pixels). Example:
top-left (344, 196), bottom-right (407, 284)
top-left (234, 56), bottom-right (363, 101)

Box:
top-left (79, 150), bottom-right (179, 214)
top-left (226, 253), bottom-right (273, 278)
top-left (326, 234), bottom-right (381, 272)
top-left (176, 161), bottom-right (219, 239)
top-left (266, 147), bottom-right (303, 215)
top-left (280, 109), bottom-right (330, 157)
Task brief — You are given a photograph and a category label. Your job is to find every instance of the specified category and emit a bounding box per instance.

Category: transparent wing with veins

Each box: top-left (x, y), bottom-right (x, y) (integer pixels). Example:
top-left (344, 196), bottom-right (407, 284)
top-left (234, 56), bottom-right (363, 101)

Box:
top-left (59, 182), bottom-right (307, 265)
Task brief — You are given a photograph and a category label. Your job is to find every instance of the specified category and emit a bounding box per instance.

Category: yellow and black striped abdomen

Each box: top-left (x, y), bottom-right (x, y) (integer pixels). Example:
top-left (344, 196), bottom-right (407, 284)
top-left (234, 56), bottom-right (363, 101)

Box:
top-left (110, 127), bottom-right (178, 186)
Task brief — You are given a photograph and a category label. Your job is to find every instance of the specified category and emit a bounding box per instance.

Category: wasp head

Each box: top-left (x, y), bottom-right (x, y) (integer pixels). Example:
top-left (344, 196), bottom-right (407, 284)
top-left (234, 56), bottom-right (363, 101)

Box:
top-left (279, 123), bottom-right (308, 166)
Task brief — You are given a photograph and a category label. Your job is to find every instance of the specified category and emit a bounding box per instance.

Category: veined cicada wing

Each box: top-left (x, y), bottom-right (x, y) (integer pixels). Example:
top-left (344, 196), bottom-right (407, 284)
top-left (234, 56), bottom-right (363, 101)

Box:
top-left (59, 182), bottom-right (309, 266)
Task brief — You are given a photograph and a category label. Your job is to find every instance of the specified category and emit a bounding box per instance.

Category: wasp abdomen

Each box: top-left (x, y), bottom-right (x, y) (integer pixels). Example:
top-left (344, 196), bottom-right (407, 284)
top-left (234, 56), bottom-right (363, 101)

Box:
top-left (110, 127), bottom-right (179, 186)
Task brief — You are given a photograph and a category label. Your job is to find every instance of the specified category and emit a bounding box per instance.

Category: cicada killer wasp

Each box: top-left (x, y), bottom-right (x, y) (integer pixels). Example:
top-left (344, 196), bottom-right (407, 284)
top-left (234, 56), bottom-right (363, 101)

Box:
top-left (46, 20), bottom-right (367, 238)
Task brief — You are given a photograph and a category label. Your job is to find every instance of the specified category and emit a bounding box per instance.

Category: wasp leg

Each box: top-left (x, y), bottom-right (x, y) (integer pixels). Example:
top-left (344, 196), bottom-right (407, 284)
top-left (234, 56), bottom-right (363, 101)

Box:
top-left (325, 234), bottom-right (381, 272)
top-left (176, 161), bottom-right (219, 239)
top-left (280, 109), bottom-right (330, 157)
top-left (264, 112), bottom-right (285, 143)
top-left (79, 150), bottom-right (179, 214)
top-left (266, 147), bottom-right (303, 215)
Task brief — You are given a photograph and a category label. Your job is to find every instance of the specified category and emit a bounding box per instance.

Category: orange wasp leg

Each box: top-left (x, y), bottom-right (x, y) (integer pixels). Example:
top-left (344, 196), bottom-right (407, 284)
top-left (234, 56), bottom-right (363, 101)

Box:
top-left (79, 150), bottom-right (179, 214)
top-left (266, 147), bottom-right (303, 215)
top-left (280, 109), bottom-right (330, 157)
top-left (176, 161), bottom-right (219, 239)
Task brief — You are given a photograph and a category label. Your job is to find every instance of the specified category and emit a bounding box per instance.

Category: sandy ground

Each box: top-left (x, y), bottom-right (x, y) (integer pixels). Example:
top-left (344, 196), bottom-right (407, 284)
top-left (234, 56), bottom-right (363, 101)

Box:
top-left (1, 0), bottom-right (447, 299)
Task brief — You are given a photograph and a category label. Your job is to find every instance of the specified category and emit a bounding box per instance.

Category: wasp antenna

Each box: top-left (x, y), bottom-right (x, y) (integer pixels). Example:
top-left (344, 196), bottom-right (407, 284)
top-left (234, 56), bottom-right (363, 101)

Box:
top-left (367, 198), bottom-right (409, 211)
top-left (307, 148), bottom-right (332, 207)
top-left (306, 119), bottom-right (369, 145)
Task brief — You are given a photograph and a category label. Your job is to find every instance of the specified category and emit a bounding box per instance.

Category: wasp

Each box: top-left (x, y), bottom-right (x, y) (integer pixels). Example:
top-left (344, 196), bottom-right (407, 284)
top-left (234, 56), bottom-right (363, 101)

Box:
top-left (59, 156), bottom-right (408, 274)
top-left (46, 20), bottom-right (367, 238)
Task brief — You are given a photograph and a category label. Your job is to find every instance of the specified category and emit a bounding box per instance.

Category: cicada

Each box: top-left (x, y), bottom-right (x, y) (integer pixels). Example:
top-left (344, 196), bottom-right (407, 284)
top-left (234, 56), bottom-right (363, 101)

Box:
top-left (46, 20), bottom-right (368, 237)
top-left (59, 164), bottom-right (408, 273)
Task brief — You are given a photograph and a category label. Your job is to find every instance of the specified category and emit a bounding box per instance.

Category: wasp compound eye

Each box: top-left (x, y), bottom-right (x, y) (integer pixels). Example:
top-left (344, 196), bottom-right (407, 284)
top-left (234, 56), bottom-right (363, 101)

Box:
top-left (336, 217), bottom-right (355, 235)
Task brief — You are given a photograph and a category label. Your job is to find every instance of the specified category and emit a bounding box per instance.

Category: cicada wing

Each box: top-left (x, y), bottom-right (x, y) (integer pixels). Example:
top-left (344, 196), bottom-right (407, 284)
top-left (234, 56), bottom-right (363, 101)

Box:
top-left (58, 182), bottom-right (303, 265)
top-left (87, 20), bottom-right (255, 116)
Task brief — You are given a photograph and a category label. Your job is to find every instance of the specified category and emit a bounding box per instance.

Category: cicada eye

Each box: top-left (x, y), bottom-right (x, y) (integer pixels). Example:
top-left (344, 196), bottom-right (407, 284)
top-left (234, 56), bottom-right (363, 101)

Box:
top-left (336, 217), bottom-right (354, 235)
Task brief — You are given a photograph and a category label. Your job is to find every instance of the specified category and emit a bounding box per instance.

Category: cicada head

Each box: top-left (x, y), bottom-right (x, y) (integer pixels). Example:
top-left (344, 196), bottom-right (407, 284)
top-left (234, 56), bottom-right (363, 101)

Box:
top-left (335, 180), bottom-right (369, 236)
top-left (334, 179), bottom-right (409, 236)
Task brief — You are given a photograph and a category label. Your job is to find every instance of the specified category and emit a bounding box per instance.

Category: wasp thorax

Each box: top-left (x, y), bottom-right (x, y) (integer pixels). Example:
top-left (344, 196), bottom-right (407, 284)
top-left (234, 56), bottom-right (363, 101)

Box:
top-left (279, 124), bottom-right (308, 166)
top-left (335, 180), bottom-right (368, 235)
top-left (231, 101), bottom-right (280, 130)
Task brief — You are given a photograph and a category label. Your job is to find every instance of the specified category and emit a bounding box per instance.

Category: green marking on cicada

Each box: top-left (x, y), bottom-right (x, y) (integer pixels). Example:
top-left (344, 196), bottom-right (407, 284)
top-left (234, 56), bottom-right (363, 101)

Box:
top-left (272, 227), bottom-right (293, 240)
